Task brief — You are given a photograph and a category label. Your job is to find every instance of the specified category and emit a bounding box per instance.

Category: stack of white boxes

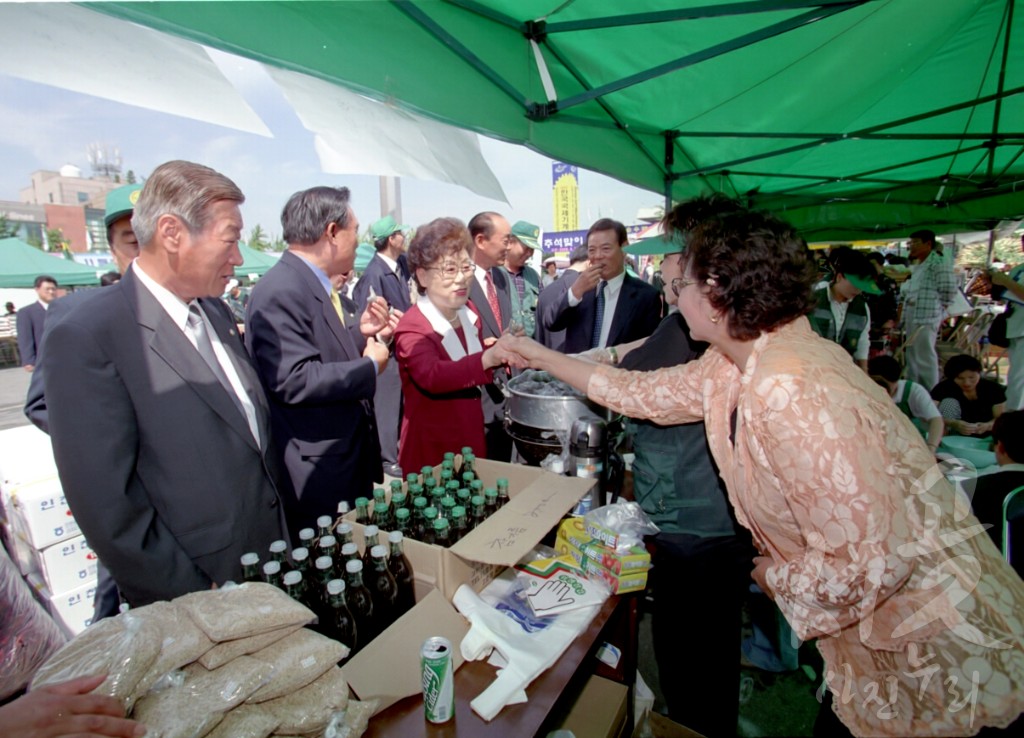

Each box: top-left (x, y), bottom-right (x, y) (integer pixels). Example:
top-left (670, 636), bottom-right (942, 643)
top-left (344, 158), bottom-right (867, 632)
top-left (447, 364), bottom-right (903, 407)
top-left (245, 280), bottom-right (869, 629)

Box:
top-left (0, 425), bottom-right (98, 636)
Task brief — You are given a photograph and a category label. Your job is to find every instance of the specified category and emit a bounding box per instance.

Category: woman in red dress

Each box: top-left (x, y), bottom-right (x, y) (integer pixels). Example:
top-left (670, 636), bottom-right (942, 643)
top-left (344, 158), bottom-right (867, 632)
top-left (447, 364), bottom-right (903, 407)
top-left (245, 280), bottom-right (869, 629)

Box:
top-left (394, 217), bottom-right (517, 472)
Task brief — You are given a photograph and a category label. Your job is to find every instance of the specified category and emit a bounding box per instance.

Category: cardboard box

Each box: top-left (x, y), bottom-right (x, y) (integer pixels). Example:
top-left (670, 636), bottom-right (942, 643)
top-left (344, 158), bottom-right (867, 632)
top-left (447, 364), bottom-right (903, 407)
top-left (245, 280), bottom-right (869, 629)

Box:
top-left (4, 475), bottom-right (80, 550)
top-left (633, 711), bottom-right (708, 738)
top-left (19, 534), bottom-right (98, 596)
top-left (28, 574), bottom-right (98, 637)
top-left (340, 458), bottom-right (594, 712)
top-left (553, 675), bottom-right (629, 738)
top-left (0, 424), bottom-right (59, 493)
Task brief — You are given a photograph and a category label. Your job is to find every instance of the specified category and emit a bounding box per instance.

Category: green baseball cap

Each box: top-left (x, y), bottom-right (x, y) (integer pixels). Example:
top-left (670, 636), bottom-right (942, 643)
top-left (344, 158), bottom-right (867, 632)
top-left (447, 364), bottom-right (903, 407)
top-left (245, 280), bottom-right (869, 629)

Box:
top-left (845, 272), bottom-right (883, 295)
top-left (369, 214), bottom-right (409, 240)
top-left (510, 220), bottom-right (541, 250)
top-left (623, 231), bottom-right (686, 256)
top-left (104, 184), bottom-right (142, 227)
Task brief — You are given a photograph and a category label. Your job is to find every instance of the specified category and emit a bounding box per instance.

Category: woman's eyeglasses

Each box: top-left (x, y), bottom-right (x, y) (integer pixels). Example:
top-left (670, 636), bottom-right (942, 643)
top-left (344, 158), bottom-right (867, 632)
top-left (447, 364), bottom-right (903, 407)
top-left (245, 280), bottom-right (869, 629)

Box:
top-left (670, 277), bottom-right (697, 296)
top-left (426, 261), bottom-right (475, 281)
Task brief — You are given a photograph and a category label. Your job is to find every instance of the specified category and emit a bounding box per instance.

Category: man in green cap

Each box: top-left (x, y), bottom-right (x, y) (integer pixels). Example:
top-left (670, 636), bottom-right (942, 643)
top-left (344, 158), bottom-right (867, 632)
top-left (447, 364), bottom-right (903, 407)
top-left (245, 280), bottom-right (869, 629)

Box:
top-left (354, 213), bottom-right (411, 478)
top-left (24, 181), bottom-right (143, 623)
top-left (808, 246), bottom-right (882, 372)
top-left (502, 220), bottom-right (541, 337)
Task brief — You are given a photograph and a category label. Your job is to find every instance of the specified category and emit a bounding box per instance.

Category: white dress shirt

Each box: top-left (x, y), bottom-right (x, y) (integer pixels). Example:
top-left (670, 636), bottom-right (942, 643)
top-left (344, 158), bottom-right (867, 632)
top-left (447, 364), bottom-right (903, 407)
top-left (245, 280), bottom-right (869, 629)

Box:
top-left (567, 269), bottom-right (625, 348)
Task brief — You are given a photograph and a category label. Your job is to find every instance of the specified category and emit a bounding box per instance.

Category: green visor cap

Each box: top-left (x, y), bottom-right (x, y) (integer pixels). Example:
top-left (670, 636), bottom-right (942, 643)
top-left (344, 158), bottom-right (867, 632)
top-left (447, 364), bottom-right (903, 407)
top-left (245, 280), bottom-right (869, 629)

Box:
top-left (623, 231), bottom-right (686, 256)
top-left (845, 272), bottom-right (882, 295)
top-left (510, 220), bottom-right (541, 250)
top-left (104, 184), bottom-right (142, 227)
top-left (369, 214), bottom-right (409, 240)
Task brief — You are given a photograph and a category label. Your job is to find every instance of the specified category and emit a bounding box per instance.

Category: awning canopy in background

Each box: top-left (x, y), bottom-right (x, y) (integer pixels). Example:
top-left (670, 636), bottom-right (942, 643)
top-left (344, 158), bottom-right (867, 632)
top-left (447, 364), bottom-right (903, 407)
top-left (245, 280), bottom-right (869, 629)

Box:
top-left (235, 242), bottom-right (280, 279)
top-left (0, 238), bottom-right (102, 288)
top-left (85, 0), bottom-right (1024, 240)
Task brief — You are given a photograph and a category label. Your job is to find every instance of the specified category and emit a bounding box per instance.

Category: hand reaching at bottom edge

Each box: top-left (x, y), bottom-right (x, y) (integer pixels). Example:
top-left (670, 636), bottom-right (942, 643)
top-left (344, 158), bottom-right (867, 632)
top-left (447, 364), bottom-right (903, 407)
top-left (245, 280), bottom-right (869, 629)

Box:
top-left (0, 674), bottom-right (147, 738)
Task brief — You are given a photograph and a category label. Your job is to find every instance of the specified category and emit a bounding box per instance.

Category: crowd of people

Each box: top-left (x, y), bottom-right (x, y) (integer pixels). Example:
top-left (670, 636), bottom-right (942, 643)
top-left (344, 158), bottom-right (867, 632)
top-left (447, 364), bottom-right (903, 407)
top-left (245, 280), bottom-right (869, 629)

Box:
top-left (6, 158), bottom-right (1024, 736)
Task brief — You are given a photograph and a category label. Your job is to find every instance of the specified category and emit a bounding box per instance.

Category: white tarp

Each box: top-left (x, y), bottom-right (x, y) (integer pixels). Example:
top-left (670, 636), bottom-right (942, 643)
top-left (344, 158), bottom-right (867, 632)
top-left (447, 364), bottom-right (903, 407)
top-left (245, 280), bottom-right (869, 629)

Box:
top-left (267, 65), bottom-right (508, 203)
top-left (0, 4), bottom-right (272, 138)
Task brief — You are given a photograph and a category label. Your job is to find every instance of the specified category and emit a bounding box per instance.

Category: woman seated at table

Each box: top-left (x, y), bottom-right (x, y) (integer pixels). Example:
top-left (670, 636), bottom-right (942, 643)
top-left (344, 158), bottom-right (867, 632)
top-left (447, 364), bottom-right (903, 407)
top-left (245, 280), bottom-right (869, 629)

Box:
top-left (394, 217), bottom-right (517, 473)
top-left (505, 202), bottom-right (1024, 737)
top-left (931, 353), bottom-right (1006, 436)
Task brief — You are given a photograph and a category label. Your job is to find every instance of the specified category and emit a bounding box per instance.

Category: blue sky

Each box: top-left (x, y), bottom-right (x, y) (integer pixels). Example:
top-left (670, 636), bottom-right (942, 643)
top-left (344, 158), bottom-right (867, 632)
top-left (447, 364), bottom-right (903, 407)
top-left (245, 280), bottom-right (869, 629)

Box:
top-left (0, 49), bottom-right (661, 245)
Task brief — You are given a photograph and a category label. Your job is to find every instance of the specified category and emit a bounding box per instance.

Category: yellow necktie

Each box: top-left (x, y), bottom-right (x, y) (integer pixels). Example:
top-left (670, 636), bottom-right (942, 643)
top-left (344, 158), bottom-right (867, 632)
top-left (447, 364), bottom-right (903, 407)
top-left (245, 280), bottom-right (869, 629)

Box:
top-left (329, 288), bottom-right (345, 326)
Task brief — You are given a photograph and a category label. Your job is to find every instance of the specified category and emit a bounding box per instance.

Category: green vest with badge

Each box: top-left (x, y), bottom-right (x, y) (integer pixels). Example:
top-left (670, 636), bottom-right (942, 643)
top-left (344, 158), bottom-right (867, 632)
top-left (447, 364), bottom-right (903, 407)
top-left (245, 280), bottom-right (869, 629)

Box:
top-left (808, 286), bottom-right (869, 357)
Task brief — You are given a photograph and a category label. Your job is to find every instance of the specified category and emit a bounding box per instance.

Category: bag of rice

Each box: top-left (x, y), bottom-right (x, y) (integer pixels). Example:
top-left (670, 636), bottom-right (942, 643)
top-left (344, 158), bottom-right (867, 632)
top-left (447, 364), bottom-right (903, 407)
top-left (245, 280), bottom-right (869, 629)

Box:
top-left (260, 666), bottom-right (349, 734)
top-left (131, 655), bottom-right (273, 738)
top-left (31, 611), bottom-right (162, 712)
top-left (179, 583), bottom-right (315, 641)
top-left (246, 629), bottom-right (348, 703)
top-left (203, 704), bottom-right (279, 738)
top-left (198, 624), bottom-right (302, 670)
top-left (324, 698), bottom-right (378, 738)
top-left (130, 601), bottom-right (216, 702)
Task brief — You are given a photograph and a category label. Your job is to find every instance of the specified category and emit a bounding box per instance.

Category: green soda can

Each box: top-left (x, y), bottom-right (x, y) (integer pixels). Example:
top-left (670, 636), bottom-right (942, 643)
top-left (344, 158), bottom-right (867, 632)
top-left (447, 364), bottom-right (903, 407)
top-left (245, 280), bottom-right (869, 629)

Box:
top-left (421, 636), bottom-right (455, 723)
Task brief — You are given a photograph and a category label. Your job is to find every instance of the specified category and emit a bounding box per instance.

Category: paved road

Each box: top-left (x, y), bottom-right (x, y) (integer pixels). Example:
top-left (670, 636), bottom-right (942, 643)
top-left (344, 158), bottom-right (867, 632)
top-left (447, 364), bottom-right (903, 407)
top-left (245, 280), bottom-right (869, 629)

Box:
top-left (0, 367), bottom-right (31, 431)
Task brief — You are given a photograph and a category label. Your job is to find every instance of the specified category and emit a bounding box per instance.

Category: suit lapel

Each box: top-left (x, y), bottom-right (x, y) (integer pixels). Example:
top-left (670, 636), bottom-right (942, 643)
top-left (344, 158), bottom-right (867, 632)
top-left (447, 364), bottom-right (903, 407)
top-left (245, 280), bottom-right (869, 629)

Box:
top-left (125, 270), bottom-right (258, 450)
top-left (607, 276), bottom-right (635, 346)
top-left (282, 251), bottom-right (361, 360)
top-left (469, 278), bottom-right (500, 338)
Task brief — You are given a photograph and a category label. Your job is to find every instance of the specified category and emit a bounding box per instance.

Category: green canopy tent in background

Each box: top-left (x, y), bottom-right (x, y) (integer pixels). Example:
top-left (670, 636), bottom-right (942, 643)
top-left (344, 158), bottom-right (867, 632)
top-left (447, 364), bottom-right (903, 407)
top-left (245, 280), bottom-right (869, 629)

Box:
top-left (355, 242), bottom-right (377, 273)
top-left (0, 237), bottom-right (102, 288)
top-left (87, 0), bottom-right (1023, 240)
top-left (235, 241), bottom-right (280, 280)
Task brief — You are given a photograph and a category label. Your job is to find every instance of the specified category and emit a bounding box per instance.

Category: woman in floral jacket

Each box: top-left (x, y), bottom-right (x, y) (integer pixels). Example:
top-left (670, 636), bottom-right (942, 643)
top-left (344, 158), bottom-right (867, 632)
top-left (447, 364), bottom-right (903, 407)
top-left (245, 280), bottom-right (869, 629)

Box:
top-left (509, 203), bottom-right (1023, 737)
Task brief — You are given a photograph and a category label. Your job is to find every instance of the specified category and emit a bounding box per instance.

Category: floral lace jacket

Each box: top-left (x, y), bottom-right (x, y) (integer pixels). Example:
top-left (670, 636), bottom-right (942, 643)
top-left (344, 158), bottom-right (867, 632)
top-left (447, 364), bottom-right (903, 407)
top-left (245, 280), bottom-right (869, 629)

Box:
top-left (590, 318), bottom-right (1023, 736)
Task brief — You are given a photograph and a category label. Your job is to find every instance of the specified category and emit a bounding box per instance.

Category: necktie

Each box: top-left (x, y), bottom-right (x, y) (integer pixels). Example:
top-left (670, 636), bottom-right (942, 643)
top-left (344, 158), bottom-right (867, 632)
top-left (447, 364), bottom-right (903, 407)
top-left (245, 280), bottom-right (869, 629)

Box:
top-left (485, 272), bottom-right (502, 327)
top-left (591, 281), bottom-right (606, 349)
top-left (329, 288), bottom-right (346, 325)
top-left (187, 303), bottom-right (248, 423)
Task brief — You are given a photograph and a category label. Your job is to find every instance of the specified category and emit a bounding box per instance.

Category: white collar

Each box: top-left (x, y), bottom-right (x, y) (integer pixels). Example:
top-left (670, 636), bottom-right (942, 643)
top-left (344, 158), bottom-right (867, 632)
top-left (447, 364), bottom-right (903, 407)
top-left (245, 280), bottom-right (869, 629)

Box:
top-left (602, 269), bottom-right (626, 296)
top-left (379, 252), bottom-right (399, 273)
top-left (418, 296), bottom-right (482, 361)
top-left (131, 261), bottom-right (191, 331)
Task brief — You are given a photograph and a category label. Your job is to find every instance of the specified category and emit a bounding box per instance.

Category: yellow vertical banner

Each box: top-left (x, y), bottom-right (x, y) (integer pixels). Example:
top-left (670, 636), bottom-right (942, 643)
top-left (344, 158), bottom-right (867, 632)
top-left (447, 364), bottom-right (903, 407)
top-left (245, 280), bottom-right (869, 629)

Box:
top-left (552, 162), bottom-right (579, 233)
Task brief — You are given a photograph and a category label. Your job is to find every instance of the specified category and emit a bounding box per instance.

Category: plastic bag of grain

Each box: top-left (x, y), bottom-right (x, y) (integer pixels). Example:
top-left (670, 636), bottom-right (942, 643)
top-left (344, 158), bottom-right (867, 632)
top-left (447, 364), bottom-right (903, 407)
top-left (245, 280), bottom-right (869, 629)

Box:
top-left (130, 654), bottom-right (273, 738)
top-left (246, 629), bottom-right (348, 703)
top-left (31, 611), bottom-right (162, 712)
top-left (129, 600), bottom-right (216, 702)
top-left (324, 698), bottom-right (378, 738)
top-left (178, 582), bottom-right (315, 642)
top-left (203, 704), bottom-right (279, 738)
top-left (198, 623), bottom-right (303, 670)
top-left (260, 666), bottom-right (349, 734)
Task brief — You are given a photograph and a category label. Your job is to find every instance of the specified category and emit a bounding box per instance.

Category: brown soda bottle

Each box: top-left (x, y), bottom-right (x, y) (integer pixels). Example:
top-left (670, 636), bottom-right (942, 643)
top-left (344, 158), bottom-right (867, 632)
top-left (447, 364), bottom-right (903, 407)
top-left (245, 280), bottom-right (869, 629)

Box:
top-left (395, 507), bottom-right (411, 537)
top-left (470, 495), bottom-right (486, 530)
top-left (361, 525), bottom-right (381, 571)
top-left (314, 555), bottom-right (335, 605)
top-left (317, 515), bottom-right (334, 540)
top-left (373, 501), bottom-right (392, 532)
top-left (419, 465), bottom-right (433, 487)
top-left (484, 487), bottom-right (499, 517)
top-left (326, 578), bottom-right (358, 657)
top-left (405, 472), bottom-right (419, 494)
top-left (433, 517), bottom-right (451, 548)
top-left (368, 544), bottom-right (399, 631)
top-left (411, 497), bottom-right (428, 540)
top-left (318, 535), bottom-right (339, 571)
top-left (344, 559), bottom-right (376, 647)
top-left (451, 505), bottom-right (468, 543)
top-left (421, 507), bottom-right (438, 545)
top-left (340, 542), bottom-right (360, 568)
top-left (355, 497), bottom-right (372, 525)
top-left (387, 530), bottom-right (415, 614)
top-left (268, 539), bottom-right (288, 564)
top-left (283, 570), bottom-right (305, 604)
top-left (389, 479), bottom-right (403, 500)
top-left (496, 477), bottom-right (510, 507)
top-left (440, 496), bottom-right (457, 522)
top-left (298, 527), bottom-right (316, 550)
top-left (335, 522), bottom-right (354, 549)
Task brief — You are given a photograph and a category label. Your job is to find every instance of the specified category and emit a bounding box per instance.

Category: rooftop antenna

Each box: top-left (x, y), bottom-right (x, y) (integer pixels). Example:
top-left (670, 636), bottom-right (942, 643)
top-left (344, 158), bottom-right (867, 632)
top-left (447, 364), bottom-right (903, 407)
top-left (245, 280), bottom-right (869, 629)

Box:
top-left (87, 143), bottom-right (123, 180)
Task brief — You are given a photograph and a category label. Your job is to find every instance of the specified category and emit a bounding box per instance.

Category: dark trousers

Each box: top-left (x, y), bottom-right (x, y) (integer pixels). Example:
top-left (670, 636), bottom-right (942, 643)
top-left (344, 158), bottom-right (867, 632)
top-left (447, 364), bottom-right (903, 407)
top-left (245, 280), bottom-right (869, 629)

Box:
top-left (92, 560), bottom-right (121, 623)
top-left (484, 420), bottom-right (513, 463)
top-left (373, 359), bottom-right (402, 468)
top-left (651, 532), bottom-right (753, 738)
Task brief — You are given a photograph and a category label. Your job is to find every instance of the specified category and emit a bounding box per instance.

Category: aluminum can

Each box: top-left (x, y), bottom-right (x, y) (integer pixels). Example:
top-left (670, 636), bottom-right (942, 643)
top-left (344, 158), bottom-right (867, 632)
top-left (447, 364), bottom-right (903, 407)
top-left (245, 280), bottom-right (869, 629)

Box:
top-left (421, 636), bottom-right (454, 723)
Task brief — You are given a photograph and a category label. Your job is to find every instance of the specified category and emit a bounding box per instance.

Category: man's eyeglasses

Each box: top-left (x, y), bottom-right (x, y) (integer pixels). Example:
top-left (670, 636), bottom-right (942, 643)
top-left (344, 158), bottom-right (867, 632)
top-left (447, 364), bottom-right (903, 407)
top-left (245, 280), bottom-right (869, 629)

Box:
top-left (670, 277), bottom-right (697, 296)
top-left (426, 261), bottom-right (475, 281)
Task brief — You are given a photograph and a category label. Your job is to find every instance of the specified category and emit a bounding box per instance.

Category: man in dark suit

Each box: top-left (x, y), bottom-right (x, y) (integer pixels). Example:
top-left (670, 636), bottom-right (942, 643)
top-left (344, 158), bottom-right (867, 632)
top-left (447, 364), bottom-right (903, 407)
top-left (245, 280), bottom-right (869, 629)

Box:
top-left (467, 211), bottom-right (514, 461)
top-left (246, 187), bottom-right (393, 534)
top-left (16, 275), bottom-right (58, 371)
top-left (44, 161), bottom-right (288, 606)
top-left (353, 215), bottom-right (412, 478)
top-left (25, 183), bottom-right (141, 621)
top-left (967, 410), bottom-right (1024, 576)
top-left (539, 218), bottom-right (662, 354)
top-left (535, 244), bottom-right (587, 351)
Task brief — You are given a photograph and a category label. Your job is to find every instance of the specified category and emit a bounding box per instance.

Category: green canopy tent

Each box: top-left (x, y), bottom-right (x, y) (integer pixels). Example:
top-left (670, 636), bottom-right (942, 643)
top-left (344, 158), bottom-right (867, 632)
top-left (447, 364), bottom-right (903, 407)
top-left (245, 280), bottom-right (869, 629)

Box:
top-left (0, 237), bottom-right (102, 288)
top-left (355, 242), bottom-right (377, 273)
top-left (87, 0), bottom-right (1024, 240)
top-left (234, 241), bottom-right (280, 279)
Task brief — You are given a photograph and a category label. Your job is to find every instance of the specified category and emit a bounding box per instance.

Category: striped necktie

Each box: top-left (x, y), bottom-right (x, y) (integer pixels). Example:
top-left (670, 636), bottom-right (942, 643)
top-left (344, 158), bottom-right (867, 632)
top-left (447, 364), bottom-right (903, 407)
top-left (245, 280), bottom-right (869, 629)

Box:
top-left (485, 271), bottom-right (502, 327)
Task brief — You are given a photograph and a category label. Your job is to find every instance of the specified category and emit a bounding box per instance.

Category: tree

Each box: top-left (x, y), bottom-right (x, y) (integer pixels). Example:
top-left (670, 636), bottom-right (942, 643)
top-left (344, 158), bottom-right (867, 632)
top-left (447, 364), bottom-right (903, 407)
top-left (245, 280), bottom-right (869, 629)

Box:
top-left (247, 224), bottom-right (270, 252)
top-left (270, 235), bottom-right (287, 252)
top-left (45, 227), bottom-right (65, 253)
top-left (0, 213), bottom-right (18, 239)
top-left (126, 170), bottom-right (137, 184)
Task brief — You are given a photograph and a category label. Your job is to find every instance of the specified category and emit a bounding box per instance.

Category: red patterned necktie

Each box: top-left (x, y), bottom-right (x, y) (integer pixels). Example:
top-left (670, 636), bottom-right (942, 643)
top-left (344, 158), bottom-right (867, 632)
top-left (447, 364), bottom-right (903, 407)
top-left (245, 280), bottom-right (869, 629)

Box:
top-left (485, 271), bottom-right (502, 326)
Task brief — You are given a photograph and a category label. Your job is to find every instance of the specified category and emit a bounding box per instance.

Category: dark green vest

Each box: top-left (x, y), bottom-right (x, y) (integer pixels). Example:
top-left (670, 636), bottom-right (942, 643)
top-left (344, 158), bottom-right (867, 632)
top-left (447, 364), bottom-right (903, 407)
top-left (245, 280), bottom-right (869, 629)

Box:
top-left (808, 286), bottom-right (869, 356)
